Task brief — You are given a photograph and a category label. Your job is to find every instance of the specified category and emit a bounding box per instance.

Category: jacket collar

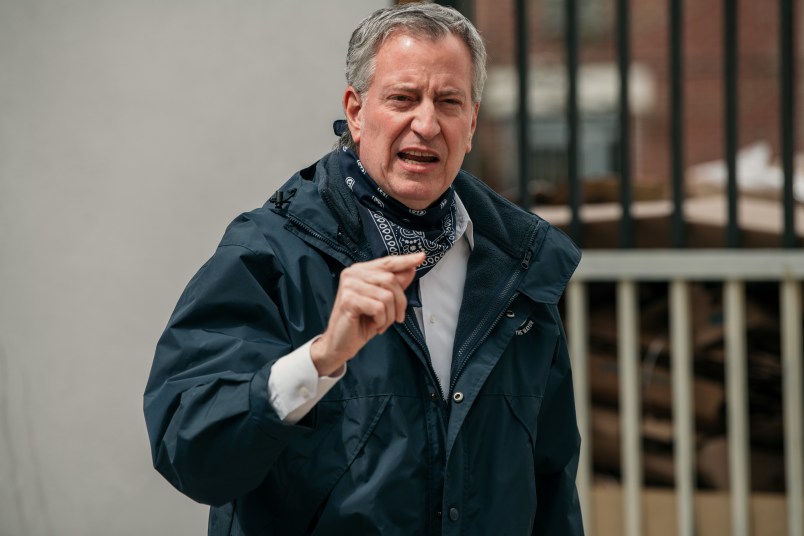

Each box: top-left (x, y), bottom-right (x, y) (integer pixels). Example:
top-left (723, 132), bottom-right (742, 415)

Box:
top-left (452, 166), bottom-right (581, 305)
top-left (275, 151), bottom-right (581, 304)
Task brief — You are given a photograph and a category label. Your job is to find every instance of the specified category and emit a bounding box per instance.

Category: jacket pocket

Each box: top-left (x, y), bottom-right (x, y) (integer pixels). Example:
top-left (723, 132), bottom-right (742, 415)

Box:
top-left (241, 395), bottom-right (392, 535)
top-left (460, 394), bottom-right (544, 534)
top-left (503, 393), bottom-right (543, 449)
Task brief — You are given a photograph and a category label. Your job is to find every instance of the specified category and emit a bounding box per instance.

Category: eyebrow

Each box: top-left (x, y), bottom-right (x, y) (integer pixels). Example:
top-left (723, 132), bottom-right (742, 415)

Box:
top-left (435, 89), bottom-right (467, 99)
top-left (385, 85), bottom-right (468, 98)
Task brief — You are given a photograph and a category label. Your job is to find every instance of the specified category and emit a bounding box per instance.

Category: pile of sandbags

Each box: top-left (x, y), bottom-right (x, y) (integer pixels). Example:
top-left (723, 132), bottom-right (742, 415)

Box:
top-left (581, 280), bottom-right (788, 492)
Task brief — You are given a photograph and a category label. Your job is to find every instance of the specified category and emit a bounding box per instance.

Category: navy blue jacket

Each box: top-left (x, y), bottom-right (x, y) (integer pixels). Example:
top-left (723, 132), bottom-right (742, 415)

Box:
top-left (144, 151), bottom-right (584, 535)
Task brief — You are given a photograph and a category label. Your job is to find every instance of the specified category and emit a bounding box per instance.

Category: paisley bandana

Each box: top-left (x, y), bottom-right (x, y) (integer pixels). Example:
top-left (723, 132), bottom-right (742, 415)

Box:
top-left (338, 146), bottom-right (457, 307)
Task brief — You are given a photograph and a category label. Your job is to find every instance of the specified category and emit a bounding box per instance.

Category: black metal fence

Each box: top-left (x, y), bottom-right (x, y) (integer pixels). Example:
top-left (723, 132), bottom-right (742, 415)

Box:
top-left (439, 0), bottom-right (799, 249)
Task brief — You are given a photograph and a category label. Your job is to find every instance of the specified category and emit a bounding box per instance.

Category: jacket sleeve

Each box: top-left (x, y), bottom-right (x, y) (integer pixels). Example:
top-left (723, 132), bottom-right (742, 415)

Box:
top-left (143, 226), bottom-right (323, 506)
top-left (531, 308), bottom-right (585, 535)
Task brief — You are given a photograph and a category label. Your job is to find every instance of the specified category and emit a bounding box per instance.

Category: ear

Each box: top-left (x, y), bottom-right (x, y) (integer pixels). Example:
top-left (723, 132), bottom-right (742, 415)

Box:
top-left (343, 86), bottom-right (363, 145)
top-left (466, 102), bottom-right (479, 153)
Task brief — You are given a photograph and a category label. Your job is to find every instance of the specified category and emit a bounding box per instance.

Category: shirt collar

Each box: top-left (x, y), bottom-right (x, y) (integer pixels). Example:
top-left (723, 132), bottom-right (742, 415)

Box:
top-left (453, 192), bottom-right (474, 250)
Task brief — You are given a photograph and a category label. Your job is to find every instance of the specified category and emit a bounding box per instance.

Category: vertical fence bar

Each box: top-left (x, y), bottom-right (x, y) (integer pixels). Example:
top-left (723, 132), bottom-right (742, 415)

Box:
top-left (566, 0), bottom-right (582, 245)
top-left (724, 0), bottom-right (740, 247)
top-left (781, 279), bottom-right (803, 536)
top-left (669, 0), bottom-right (685, 248)
top-left (725, 280), bottom-right (750, 536)
top-left (515, 0), bottom-right (530, 210)
top-left (780, 0), bottom-right (797, 248)
top-left (617, 0), bottom-right (633, 248)
top-left (618, 280), bottom-right (642, 536)
top-left (670, 280), bottom-right (695, 536)
top-left (568, 280), bottom-right (593, 535)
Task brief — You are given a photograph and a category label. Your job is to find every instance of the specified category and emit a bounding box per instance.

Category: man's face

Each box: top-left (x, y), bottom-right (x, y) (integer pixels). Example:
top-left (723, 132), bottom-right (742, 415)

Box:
top-left (344, 32), bottom-right (479, 210)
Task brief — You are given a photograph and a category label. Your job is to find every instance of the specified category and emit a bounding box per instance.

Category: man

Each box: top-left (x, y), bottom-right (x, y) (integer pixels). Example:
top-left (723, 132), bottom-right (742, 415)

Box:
top-left (144, 3), bottom-right (584, 535)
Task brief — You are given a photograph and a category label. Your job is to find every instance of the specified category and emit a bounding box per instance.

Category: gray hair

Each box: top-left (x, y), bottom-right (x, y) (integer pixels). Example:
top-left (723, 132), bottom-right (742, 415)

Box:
top-left (337, 2), bottom-right (487, 151)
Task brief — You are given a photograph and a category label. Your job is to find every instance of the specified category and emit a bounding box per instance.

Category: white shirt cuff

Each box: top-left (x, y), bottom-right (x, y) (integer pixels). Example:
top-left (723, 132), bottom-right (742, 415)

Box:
top-left (268, 337), bottom-right (346, 424)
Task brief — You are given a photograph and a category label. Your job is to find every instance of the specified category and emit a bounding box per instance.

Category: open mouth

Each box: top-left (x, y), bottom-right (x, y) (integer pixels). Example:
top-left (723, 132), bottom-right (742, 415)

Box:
top-left (399, 151), bottom-right (439, 164)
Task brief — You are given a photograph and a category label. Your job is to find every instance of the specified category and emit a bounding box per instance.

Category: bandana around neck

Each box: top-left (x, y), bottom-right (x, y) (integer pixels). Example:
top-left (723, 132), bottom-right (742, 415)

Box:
top-left (338, 147), bottom-right (457, 307)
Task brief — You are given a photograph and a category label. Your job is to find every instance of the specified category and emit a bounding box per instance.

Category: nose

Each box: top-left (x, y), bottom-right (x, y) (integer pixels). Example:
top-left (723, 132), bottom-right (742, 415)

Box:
top-left (410, 100), bottom-right (441, 140)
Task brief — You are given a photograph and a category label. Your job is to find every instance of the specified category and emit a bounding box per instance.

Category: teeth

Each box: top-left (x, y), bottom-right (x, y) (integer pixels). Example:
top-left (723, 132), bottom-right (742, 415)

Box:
top-left (400, 150), bottom-right (438, 163)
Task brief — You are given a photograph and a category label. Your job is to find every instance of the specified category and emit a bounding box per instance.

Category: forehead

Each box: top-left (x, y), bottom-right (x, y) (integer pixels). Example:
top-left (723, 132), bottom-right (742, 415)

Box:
top-left (371, 31), bottom-right (473, 87)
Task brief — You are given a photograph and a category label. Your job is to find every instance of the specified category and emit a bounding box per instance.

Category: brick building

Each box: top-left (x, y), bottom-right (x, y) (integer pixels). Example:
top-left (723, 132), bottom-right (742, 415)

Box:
top-left (460, 0), bottom-right (803, 204)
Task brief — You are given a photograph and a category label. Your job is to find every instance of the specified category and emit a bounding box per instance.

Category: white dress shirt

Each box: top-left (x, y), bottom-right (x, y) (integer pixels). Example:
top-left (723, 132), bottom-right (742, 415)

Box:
top-left (269, 194), bottom-right (473, 423)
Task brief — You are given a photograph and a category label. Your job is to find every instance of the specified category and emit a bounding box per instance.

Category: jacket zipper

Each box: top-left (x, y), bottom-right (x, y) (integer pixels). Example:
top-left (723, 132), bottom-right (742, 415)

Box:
top-left (448, 270), bottom-right (522, 396)
top-left (447, 233), bottom-right (536, 397)
top-left (286, 214), bottom-right (355, 261)
top-left (402, 315), bottom-right (448, 403)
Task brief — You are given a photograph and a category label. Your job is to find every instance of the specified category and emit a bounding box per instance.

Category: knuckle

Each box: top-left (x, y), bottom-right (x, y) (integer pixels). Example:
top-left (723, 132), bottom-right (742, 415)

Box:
top-left (379, 288), bottom-right (394, 302)
top-left (370, 300), bottom-right (386, 317)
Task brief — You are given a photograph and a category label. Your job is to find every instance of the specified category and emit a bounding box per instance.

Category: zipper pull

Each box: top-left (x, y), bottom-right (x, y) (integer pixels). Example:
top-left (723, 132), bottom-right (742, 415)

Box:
top-left (271, 188), bottom-right (296, 210)
top-left (521, 249), bottom-right (532, 269)
top-left (273, 190), bottom-right (285, 208)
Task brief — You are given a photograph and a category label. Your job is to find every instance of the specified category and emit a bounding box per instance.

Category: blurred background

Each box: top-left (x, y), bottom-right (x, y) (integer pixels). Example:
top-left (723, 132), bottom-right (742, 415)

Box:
top-left (0, 0), bottom-right (802, 535)
top-left (0, 1), bottom-right (385, 534)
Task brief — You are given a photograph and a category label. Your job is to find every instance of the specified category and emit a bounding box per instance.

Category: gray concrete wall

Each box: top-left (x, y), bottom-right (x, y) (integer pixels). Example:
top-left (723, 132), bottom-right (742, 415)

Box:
top-left (0, 1), bottom-right (387, 534)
